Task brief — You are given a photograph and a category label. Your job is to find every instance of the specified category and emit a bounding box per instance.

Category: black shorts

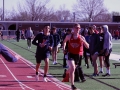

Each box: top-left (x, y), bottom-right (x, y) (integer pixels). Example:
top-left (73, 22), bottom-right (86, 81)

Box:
top-left (68, 53), bottom-right (80, 65)
top-left (98, 52), bottom-right (104, 56)
top-left (35, 52), bottom-right (50, 63)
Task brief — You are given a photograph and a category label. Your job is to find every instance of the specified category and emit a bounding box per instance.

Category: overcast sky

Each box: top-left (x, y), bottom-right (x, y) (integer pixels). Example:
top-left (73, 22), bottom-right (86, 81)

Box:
top-left (0, 0), bottom-right (120, 12)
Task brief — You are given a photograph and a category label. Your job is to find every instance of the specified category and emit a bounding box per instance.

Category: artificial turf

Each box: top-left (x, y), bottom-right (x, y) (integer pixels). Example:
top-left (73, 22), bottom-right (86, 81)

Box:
top-left (1, 39), bottom-right (120, 90)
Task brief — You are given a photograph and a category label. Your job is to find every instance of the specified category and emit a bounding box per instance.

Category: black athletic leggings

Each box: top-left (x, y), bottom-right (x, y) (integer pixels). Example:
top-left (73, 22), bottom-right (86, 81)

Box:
top-left (104, 49), bottom-right (112, 67)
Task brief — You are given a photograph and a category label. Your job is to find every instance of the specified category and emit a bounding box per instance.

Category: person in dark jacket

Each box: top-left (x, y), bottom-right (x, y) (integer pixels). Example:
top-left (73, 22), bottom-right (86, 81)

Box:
top-left (51, 27), bottom-right (60, 65)
top-left (63, 28), bottom-right (72, 68)
top-left (32, 25), bottom-right (54, 82)
top-left (88, 26), bottom-right (100, 76)
top-left (0, 43), bottom-right (19, 62)
top-left (15, 29), bottom-right (20, 42)
top-left (98, 26), bottom-right (105, 74)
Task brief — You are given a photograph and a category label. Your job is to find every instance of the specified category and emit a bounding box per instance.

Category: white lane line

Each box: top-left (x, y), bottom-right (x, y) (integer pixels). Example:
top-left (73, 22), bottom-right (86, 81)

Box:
top-left (0, 58), bottom-right (34, 90)
top-left (0, 75), bottom-right (6, 77)
top-left (3, 44), bottom-right (72, 90)
top-left (27, 76), bottom-right (33, 78)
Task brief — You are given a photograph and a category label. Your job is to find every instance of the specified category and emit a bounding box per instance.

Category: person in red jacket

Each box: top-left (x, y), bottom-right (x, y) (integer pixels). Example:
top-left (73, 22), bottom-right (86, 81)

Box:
top-left (63, 23), bottom-right (89, 90)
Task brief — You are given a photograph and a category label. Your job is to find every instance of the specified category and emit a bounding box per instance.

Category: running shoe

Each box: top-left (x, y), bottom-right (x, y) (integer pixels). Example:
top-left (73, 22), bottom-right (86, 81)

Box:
top-left (43, 77), bottom-right (47, 82)
top-left (99, 71), bottom-right (104, 74)
top-left (35, 74), bottom-right (39, 81)
top-left (71, 85), bottom-right (77, 90)
top-left (92, 73), bottom-right (99, 77)
top-left (102, 73), bottom-right (110, 77)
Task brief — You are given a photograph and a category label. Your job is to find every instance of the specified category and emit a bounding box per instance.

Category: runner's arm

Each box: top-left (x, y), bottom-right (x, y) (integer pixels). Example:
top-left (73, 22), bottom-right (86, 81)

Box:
top-left (63, 35), bottom-right (70, 53)
top-left (81, 36), bottom-right (89, 49)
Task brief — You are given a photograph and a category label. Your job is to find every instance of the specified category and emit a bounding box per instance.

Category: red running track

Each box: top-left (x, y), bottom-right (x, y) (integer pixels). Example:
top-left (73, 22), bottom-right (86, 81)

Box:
top-left (0, 45), bottom-right (72, 90)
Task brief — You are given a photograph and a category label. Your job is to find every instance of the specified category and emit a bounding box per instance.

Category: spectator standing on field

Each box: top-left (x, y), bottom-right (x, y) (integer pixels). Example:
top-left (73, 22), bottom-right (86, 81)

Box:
top-left (102, 25), bottom-right (112, 77)
top-left (25, 27), bottom-right (34, 49)
top-left (15, 29), bottom-right (20, 42)
top-left (98, 26), bottom-right (105, 74)
top-left (51, 27), bottom-right (60, 65)
top-left (88, 26), bottom-right (100, 77)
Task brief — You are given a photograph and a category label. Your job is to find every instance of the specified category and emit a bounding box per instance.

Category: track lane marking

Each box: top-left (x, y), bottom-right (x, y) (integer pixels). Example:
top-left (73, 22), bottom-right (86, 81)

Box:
top-left (3, 44), bottom-right (72, 90)
top-left (0, 58), bottom-right (34, 90)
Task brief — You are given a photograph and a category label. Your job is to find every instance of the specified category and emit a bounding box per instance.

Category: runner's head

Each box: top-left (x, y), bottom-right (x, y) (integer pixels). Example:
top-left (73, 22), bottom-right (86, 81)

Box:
top-left (43, 25), bottom-right (50, 34)
top-left (73, 23), bottom-right (81, 34)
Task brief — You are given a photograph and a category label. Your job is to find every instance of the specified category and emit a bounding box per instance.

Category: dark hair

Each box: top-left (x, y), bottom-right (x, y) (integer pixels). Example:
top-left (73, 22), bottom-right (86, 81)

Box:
top-left (98, 26), bottom-right (102, 30)
top-left (88, 26), bottom-right (93, 30)
top-left (73, 23), bottom-right (80, 27)
top-left (51, 26), bottom-right (57, 30)
top-left (43, 25), bottom-right (49, 28)
top-left (66, 28), bottom-right (72, 32)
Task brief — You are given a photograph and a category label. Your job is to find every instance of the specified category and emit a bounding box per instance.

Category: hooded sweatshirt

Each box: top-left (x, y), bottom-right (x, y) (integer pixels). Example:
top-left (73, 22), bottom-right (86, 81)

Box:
top-left (102, 25), bottom-right (112, 53)
top-left (26, 29), bottom-right (33, 38)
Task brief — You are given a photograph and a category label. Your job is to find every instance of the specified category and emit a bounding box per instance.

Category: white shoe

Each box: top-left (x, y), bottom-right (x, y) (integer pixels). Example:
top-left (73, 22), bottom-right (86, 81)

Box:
top-left (43, 77), bottom-right (47, 82)
top-left (35, 75), bottom-right (39, 81)
top-left (53, 61), bottom-right (55, 65)
top-left (53, 61), bottom-right (57, 65)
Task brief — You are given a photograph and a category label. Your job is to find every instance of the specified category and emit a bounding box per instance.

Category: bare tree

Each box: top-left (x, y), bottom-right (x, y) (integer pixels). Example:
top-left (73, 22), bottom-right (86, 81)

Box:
top-left (73, 0), bottom-right (108, 22)
top-left (54, 5), bottom-right (72, 22)
top-left (16, 0), bottom-right (51, 21)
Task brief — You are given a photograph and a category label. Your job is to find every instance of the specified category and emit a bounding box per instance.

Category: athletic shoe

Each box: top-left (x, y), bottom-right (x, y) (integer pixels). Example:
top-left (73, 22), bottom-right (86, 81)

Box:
top-left (35, 75), bottom-right (39, 81)
top-left (43, 77), bottom-right (47, 82)
top-left (102, 73), bottom-right (110, 77)
top-left (53, 61), bottom-right (55, 65)
top-left (87, 65), bottom-right (89, 69)
top-left (71, 85), bottom-right (77, 90)
top-left (99, 71), bottom-right (104, 74)
top-left (92, 73), bottom-right (99, 77)
top-left (53, 61), bottom-right (57, 65)
top-left (81, 79), bottom-right (86, 82)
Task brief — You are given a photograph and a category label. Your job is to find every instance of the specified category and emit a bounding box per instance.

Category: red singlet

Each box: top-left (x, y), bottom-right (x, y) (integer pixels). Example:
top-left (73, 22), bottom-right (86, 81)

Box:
top-left (68, 34), bottom-right (83, 55)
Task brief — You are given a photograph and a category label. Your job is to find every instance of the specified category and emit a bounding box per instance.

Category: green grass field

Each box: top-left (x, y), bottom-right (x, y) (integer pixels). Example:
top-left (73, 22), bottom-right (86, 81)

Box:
top-left (1, 39), bottom-right (120, 90)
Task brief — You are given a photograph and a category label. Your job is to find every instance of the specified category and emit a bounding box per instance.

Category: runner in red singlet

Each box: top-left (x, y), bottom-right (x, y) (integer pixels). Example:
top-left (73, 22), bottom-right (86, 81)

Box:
top-left (63, 23), bottom-right (89, 90)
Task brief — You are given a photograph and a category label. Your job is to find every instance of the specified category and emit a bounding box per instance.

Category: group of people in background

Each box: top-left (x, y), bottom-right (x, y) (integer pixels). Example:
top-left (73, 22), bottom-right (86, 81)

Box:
top-left (1, 23), bottom-right (112, 90)
top-left (26, 23), bottom-right (112, 90)
top-left (15, 27), bottom-right (34, 49)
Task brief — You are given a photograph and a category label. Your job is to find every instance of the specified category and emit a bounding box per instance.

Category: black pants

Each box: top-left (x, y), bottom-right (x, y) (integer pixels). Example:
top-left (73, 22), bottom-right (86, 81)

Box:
top-left (74, 66), bottom-right (85, 81)
top-left (16, 36), bottom-right (20, 42)
top-left (104, 49), bottom-right (112, 67)
top-left (63, 54), bottom-right (67, 67)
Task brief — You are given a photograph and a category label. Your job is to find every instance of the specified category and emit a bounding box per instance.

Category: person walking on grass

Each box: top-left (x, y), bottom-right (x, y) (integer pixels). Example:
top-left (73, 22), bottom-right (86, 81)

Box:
top-left (88, 26), bottom-right (100, 77)
top-left (25, 27), bottom-right (34, 49)
top-left (51, 27), bottom-right (60, 65)
top-left (102, 25), bottom-right (112, 76)
top-left (15, 29), bottom-right (20, 42)
top-left (98, 26), bottom-right (105, 74)
top-left (63, 23), bottom-right (89, 90)
top-left (32, 25), bottom-right (54, 82)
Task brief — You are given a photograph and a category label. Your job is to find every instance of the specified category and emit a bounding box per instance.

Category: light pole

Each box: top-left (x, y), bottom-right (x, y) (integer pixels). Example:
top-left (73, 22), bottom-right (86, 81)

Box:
top-left (3, 0), bottom-right (4, 21)
top-left (73, 12), bottom-right (75, 22)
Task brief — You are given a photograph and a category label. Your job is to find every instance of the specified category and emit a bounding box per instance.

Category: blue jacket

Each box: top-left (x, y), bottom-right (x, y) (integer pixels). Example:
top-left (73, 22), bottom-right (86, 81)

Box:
top-left (52, 33), bottom-right (60, 47)
top-left (89, 33), bottom-right (100, 55)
